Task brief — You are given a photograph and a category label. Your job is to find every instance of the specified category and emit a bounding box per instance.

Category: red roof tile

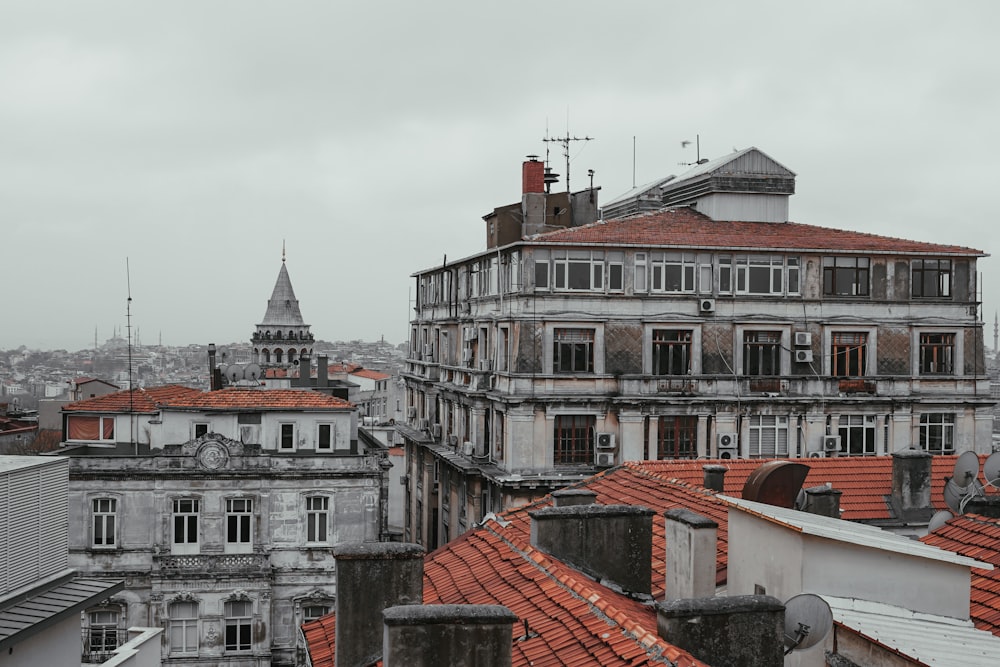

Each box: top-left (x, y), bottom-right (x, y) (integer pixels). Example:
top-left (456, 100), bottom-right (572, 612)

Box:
top-left (350, 368), bottom-right (391, 381)
top-left (531, 208), bottom-right (984, 256)
top-left (64, 385), bottom-right (353, 413)
top-left (922, 514), bottom-right (1000, 636)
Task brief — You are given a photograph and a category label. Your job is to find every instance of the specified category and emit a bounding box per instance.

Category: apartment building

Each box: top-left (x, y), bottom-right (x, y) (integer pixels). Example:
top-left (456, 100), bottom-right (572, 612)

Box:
top-left (400, 148), bottom-right (992, 548)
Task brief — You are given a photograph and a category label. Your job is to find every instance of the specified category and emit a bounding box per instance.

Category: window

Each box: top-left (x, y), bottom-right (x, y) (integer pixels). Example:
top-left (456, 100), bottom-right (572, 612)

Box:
top-left (226, 498), bottom-right (253, 551)
top-left (831, 332), bottom-right (867, 377)
top-left (657, 416), bottom-right (697, 459)
top-left (86, 609), bottom-right (121, 660)
top-left (652, 330), bottom-right (692, 375)
top-left (912, 259), bottom-right (951, 298)
top-left (650, 253), bottom-right (697, 293)
top-left (92, 498), bottom-right (117, 548)
top-left (193, 423), bottom-right (209, 439)
top-left (553, 415), bottom-right (595, 465)
top-left (224, 600), bottom-right (252, 653)
top-left (743, 331), bottom-right (782, 375)
top-left (303, 604), bottom-right (331, 623)
top-left (553, 328), bottom-right (595, 374)
top-left (823, 257), bottom-right (869, 296)
top-left (317, 424), bottom-right (333, 451)
top-left (735, 255), bottom-right (797, 295)
top-left (280, 423), bottom-right (295, 450)
top-left (718, 256), bottom-right (733, 294)
top-left (553, 250), bottom-right (605, 291)
top-left (306, 496), bottom-right (330, 543)
top-left (535, 257), bottom-right (550, 289)
top-left (634, 253), bottom-right (648, 291)
top-left (838, 415), bottom-right (877, 456)
top-left (920, 332), bottom-right (955, 375)
top-left (66, 415), bottom-right (115, 441)
top-left (172, 498), bottom-right (199, 552)
top-left (920, 413), bottom-right (955, 454)
top-left (169, 601), bottom-right (199, 655)
top-left (748, 415), bottom-right (789, 458)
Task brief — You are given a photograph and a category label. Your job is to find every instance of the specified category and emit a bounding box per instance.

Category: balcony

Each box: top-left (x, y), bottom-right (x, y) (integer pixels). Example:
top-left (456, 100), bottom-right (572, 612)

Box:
top-left (154, 552), bottom-right (270, 577)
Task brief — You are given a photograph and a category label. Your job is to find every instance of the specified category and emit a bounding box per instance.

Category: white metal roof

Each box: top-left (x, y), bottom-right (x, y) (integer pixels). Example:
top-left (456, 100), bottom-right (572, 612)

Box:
top-left (724, 496), bottom-right (992, 570)
top-left (0, 455), bottom-right (62, 474)
top-left (825, 595), bottom-right (1000, 666)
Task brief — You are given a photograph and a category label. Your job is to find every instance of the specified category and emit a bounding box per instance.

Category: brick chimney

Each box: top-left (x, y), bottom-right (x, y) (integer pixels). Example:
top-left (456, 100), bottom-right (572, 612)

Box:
top-left (207, 343), bottom-right (220, 391)
top-left (333, 542), bottom-right (425, 667)
top-left (657, 595), bottom-right (785, 667)
top-left (891, 448), bottom-right (934, 522)
top-left (522, 157), bottom-right (544, 194)
top-left (529, 504), bottom-right (652, 596)
top-left (664, 509), bottom-right (718, 600)
top-left (383, 604), bottom-right (517, 667)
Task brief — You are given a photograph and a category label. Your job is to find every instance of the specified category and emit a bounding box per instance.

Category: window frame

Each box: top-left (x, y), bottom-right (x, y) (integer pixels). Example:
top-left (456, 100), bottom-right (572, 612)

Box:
top-left (91, 497), bottom-right (118, 549)
top-left (171, 497), bottom-right (200, 554)
top-left (912, 259), bottom-right (952, 299)
top-left (552, 327), bottom-right (596, 374)
top-left (305, 495), bottom-right (331, 544)
top-left (85, 608), bottom-right (122, 660)
top-left (224, 600), bottom-right (253, 653)
top-left (748, 415), bottom-right (789, 458)
top-left (651, 329), bottom-right (693, 376)
top-left (656, 415), bottom-right (698, 459)
top-left (225, 497), bottom-right (253, 553)
top-left (823, 256), bottom-right (870, 297)
top-left (734, 255), bottom-right (800, 296)
top-left (919, 413), bottom-right (955, 454)
top-left (316, 423), bottom-right (333, 451)
top-left (919, 332), bottom-right (956, 375)
top-left (552, 414), bottom-right (595, 466)
top-left (193, 422), bottom-right (210, 439)
top-left (279, 422), bottom-right (296, 451)
top-left (837, 414), bottom-right (878, 456)
top-left (830, 331), bottom-right (869, 377)
top-left (168, 600), bottom-right (199, 656)
top-left (742, 330), bottom-right (783, 376)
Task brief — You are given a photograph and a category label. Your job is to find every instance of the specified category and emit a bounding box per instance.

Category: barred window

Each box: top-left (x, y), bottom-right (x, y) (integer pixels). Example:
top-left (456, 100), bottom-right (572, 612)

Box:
top-left (553, 328), bottom-right (595, 374)
top-left (652, 330), bottom-right (692, 375)
top-left (553, 415), bottom-right (595, 465)
top-left (657, 416), bottom-right (698, 459)
top-left (831, 332), bottom-right (867, 377)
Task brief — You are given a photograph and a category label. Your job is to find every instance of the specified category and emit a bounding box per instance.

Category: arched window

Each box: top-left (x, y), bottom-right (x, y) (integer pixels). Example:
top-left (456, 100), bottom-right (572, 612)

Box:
top-left (84, 607), bottom-right (122, 661)
top-left (288, 350), bottom-right (297, 364)
top-left (262, 349), bottom-right (271, 363)
top-left (264, 331), bottom-right (271, 340)
top-left (301, 347), bottom-right (308, 358)
top-left (288, 330), bottom-right (294, 339)
top-left (169, 600), bottom-right (199, 655)
top-left (275, 349), bottom-right (284, 363)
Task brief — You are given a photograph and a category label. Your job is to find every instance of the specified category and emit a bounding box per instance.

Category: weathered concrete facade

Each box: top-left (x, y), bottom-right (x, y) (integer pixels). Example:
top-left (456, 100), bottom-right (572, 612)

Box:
top-left (400, 149), bottom-right (993, 549)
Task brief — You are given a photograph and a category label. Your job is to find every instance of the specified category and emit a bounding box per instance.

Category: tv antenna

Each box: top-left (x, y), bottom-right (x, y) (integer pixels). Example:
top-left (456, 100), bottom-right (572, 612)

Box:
top-left (543, 132), bottom-right (593, 193)
top-left (783, 593), bottom-right (832, 655)
top-left (678, 134), bottom-right (708, 166)
top-left (126, 258), bottom-right (135, 450)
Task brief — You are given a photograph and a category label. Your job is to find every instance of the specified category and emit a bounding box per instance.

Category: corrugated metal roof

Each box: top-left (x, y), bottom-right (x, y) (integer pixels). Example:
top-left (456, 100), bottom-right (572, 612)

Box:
top-left (826, 595), bottom-right (1000, 666)
top-left (724, 496), bottom-right (992, 570)
top-left (0, 456), bottom-right (60, 474)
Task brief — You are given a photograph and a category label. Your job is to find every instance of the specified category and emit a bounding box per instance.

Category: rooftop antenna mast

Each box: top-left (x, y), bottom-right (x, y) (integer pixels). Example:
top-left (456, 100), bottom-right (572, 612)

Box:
top-left (544, 131), bottom-right (593, 193)
top-left (126, 258), bottom-right (135, 452)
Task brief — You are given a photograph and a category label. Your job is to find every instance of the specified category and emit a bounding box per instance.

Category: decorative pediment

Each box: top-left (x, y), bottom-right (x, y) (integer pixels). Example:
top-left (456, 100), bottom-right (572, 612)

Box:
top-left (167, 591), bottom-right (201, 604)
top-left (225, 589), bottom-right (252, 602)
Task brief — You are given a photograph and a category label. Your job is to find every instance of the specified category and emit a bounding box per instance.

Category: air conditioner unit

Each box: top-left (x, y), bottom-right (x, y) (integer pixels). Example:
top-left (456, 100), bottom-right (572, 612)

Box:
top-left (699, 298), bottom-right (716, 313)
top-left (823, 435), bottom-right (841, 452)
top-left (462, 349), bottom-right (472, 362)
top-left (448, 434), bottom-right (459, 447)
top-left (595, 451), bottom-right (616, 467)
top-left (794, 349), bottom-right (813, 363)
top-left (418, 418), bottom-right (429, 431)
top-left (717, 432), bottom-right (738, 459)
top-left (808, 452), bottom-right (824, 459)
top-left (480, 358), bottom-right (493, 372)
top-left (462, 441), bottom-right (474, 456)
top-left (596, 432), bottom-right (617, 450)
top-left (794, 332), bottom-right (812, 347)
top-left (431, 423), bottom-right (442, 439)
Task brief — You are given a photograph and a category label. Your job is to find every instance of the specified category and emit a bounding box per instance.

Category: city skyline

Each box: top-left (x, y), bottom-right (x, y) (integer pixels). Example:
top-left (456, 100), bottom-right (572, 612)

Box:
top-left (3, 1), bottom-right (999, 351)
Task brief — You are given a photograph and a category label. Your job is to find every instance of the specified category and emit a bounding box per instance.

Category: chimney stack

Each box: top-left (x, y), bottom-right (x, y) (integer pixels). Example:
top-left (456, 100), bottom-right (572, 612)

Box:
top-left (522, 156), bottom-right (544, 194)
top-left (801, 484), bottom-right (842, 518)
top-left (529, 504), bottom-right (652, 596)
top-left (207, 343), bottom-right (220, 391)
top-left (551, 489), bottom-right (597, 507)
top-left (316, 353), bottom-right (327, 387)
top-left (657, 595), bottom-right (785, 667)
top-left (702, 464), bottom-right (727, 493)
top-left (333, 542), bottom-right (424, 667)
top-left (664, 509), bottom-right (718, 600)
top-left (383, 604), bottom-right (517, 667)
top-left (891, 448), bottom-right (933, 522)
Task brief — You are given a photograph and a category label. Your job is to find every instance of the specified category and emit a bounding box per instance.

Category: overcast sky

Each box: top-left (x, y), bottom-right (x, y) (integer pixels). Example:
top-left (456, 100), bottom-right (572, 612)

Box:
top-left (3, 1), bottom-right (998, 351)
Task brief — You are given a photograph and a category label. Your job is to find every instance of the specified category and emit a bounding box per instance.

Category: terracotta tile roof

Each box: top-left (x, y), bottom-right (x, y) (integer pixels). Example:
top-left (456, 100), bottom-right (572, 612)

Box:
top-left (158, 388), bottom-right (354, 410)
top-left (921, 514), bottom-right (1000, 636)
top-left (63, 385), bottom-right (203, 413)
top-left (530, 208), bottom-right (984, 256)
top-left (302, 613), bottom-right (337, 667)
top-left (350, 368), bottom-right (390, 381)
top-left (63, 385), bottom-right (353, 413)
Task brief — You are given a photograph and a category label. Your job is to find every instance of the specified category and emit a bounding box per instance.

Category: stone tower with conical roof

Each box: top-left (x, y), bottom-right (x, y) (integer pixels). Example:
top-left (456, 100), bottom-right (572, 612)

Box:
top-left (250, 247), bottom-right (315, 368)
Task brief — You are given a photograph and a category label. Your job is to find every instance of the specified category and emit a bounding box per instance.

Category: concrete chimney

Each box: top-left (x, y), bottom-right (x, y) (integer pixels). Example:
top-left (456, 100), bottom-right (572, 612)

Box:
top-left (207, 343), bottom-right (220, 391)
top-left (702, 464), bottom-right (727, 493)
top-left (315, 353), bottom-right (327, 387)
top-left (529, 504), bottom-right (652, 596)
top-left (664, 509), bottom-right (718, 600)
top-left (383, 604), bottom-right (517, 667)
top-left (891, 448), bottom-right (933, 522)
top-left (802, 484), bottom-right (842, 518)
top-left (522, 157), bottom-right (544, 195)
top-left (657, 595), bottom-right (785, 667)
top-left (551, 489), bottom-right (597, 507)
top-left (333, 542), bottom-right (425, 667)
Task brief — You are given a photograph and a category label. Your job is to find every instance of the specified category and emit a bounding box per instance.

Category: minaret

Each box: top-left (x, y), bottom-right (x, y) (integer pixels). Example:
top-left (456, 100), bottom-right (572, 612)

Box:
top-left (250, 246), bottom-right (314, 369)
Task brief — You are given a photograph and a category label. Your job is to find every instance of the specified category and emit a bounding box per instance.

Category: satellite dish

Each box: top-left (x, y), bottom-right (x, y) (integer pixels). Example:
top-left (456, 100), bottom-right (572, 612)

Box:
top-left (983, 452), bottom-right (1000, 488)
top-left (953, 451), bottom-right (980, 490)
top-left (225, 364), bottom-right (244, 383)
top-left (245, 364), bottom-right (262, 383)
top-left (928, 510), bottom-right (954, 533)
top-left (783, 593), bottom-right (833, 654)
top-left (944, 478), bottom-right (966, 514)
